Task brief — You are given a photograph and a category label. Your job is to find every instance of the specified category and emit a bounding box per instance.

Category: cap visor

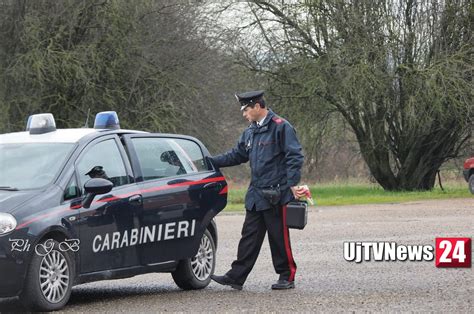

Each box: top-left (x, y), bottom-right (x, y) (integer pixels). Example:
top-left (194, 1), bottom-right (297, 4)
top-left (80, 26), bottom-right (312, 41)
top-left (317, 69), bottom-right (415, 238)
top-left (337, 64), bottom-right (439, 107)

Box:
top-left (240, 104), bottom-right (248, 111)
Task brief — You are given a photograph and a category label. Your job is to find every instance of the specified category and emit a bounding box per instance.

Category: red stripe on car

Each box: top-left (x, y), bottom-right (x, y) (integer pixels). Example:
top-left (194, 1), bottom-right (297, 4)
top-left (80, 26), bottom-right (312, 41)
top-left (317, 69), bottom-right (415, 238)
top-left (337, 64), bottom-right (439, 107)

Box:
top-left (16, 208), bottom-right (70, 230)
top-left (219, 185), bottom-right (228, 195)
top-left (16, 176), bottom-right (226, 229)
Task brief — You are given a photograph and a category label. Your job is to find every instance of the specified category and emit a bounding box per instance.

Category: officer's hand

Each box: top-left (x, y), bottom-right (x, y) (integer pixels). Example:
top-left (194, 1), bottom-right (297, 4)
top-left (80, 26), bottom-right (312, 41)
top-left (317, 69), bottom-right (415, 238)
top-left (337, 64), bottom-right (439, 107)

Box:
top-left (291, 186), bottom-right (306, 199)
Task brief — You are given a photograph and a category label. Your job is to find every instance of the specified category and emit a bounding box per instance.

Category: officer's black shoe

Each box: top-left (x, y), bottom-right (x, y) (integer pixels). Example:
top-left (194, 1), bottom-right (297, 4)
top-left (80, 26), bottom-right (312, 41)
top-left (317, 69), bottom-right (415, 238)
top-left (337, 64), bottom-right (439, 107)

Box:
top-left (211, 274), bottom-right (243, 290)
top-left (271, 279), bottom-right (295, 290)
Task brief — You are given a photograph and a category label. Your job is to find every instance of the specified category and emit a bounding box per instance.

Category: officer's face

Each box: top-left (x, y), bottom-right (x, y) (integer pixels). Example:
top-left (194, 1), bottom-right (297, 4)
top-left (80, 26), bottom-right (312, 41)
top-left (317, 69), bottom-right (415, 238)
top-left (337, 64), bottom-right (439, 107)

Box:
top-left (242, 104), bottom-right (262, 122)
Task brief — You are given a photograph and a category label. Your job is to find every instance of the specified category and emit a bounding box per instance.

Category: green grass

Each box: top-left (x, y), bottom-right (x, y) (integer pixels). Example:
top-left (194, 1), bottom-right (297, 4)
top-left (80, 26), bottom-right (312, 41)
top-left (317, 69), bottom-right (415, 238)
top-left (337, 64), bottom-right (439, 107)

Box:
top-left (223, 181), bottom-right (472, 212)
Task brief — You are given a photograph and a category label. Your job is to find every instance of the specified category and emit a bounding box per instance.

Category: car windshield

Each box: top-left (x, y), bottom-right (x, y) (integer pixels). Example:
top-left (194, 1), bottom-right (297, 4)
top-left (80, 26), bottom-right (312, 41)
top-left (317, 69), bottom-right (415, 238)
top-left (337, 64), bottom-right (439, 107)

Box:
top-left (0, 143), bottom-right (74, 190)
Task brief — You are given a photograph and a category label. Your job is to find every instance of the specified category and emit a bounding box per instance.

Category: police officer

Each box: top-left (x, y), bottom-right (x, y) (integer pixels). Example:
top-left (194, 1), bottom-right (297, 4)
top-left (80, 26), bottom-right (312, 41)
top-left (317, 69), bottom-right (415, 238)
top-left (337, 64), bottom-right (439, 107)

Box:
top-left (210, 90), bottom-right (305, 290)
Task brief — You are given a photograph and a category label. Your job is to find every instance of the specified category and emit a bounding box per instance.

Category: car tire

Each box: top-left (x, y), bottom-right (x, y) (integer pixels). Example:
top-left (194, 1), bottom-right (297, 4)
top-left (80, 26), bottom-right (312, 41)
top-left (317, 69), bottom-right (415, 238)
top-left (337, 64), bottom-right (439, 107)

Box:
top-left (469, 175), bottom-right (474, 194)
top-left (20, 239), bottom-right (75, 311)
top-left (172, 229), bottom-right (216, 290)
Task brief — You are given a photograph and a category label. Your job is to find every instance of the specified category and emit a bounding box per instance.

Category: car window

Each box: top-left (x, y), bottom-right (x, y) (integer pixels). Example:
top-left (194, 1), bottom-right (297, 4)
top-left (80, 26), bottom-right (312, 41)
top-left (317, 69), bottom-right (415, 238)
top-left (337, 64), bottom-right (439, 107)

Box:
top-left (132, 137), bottom-right (206, 181)
top-left (76, 139), bottom-right (130, 191)
top-left (172, 138), bottom-right (208, 172)
top-left (63, 175), bottom-right (80, 201)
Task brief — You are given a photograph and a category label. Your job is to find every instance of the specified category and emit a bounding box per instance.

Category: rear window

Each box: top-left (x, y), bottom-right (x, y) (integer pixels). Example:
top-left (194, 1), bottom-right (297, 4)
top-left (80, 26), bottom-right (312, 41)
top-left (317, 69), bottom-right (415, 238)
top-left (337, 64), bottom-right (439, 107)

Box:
top-left (132, 138), bottom-right (207, 181)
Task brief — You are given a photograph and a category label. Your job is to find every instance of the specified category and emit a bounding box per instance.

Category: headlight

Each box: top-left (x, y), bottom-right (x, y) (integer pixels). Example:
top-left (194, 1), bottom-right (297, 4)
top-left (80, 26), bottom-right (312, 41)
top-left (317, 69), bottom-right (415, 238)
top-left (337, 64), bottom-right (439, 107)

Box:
top-left (0, 213), bottom-right (17, 235)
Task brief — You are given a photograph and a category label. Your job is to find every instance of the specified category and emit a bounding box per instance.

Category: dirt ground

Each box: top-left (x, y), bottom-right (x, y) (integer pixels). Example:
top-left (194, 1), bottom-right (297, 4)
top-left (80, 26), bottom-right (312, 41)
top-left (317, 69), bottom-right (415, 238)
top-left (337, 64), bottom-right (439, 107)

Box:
top-left (1, 198), bottom-right (472, 312)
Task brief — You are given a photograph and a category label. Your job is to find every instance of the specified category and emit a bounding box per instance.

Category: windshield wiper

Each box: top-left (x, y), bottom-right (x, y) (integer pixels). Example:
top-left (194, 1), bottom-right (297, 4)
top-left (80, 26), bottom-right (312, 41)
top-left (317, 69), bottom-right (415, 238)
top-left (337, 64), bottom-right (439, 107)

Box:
top-left (0, 186), bottom-right (19, 191)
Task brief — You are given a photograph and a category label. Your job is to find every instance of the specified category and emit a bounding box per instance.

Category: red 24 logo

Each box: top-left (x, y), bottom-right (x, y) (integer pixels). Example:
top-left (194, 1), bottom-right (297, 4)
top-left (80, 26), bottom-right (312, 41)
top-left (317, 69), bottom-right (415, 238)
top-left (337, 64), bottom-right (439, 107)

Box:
top-left (435, 238), bottom-right (471, 268)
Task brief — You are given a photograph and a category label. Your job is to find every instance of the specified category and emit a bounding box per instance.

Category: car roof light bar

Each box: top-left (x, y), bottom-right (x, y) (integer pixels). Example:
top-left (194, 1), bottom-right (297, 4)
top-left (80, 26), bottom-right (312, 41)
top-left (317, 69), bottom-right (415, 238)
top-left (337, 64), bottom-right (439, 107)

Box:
top-left (26, 113), bottom-right (57, 135)
top-left (94, 111), bottom-right (120, 130)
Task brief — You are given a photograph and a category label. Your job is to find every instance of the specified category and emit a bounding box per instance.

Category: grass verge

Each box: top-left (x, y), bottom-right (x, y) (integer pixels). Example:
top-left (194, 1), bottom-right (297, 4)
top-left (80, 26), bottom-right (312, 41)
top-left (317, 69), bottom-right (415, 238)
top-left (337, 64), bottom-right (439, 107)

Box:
top-left (223, 182), bottom-right (472, 212)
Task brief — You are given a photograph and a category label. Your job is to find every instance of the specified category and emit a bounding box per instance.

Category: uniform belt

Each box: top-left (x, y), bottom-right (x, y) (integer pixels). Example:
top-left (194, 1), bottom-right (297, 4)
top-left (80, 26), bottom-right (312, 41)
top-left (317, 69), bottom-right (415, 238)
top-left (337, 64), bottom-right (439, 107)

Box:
top-left (251, 182), bottom-right (286, 188)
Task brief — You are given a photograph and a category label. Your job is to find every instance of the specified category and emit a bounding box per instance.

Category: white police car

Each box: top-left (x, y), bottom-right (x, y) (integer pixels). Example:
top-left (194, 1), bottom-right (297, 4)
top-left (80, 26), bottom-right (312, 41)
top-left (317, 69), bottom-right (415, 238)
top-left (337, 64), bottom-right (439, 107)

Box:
top-left (0, 112), bottom-right (228, 310)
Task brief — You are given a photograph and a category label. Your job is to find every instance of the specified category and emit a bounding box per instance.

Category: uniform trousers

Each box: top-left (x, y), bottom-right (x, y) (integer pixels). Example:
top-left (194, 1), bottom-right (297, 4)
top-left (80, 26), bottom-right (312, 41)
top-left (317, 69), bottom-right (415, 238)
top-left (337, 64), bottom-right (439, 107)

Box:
top-left (226, 205), bottom-right (297, 285)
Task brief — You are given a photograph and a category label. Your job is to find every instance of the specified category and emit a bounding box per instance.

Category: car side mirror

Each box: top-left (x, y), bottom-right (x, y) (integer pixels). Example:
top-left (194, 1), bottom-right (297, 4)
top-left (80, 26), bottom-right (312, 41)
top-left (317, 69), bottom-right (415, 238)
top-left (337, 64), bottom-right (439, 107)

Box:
top-left (82, 178), bottom-right (113, 209)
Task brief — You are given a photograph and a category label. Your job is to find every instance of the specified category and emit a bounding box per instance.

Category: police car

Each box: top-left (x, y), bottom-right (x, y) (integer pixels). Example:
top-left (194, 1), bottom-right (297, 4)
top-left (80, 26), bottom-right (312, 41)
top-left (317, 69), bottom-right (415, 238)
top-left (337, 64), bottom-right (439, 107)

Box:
top-left (0, 112), bottom-right (227, 311)
top-left (463, 157), bottom-right (474, 194)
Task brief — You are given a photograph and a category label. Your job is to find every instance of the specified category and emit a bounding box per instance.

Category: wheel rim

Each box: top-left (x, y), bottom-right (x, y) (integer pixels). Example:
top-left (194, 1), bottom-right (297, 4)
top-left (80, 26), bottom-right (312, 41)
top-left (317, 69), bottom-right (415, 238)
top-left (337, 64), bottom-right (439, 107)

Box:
top-left (190, 233), bottom-right (214, 281)
top-left (39, 250), bottom-right (70, 304)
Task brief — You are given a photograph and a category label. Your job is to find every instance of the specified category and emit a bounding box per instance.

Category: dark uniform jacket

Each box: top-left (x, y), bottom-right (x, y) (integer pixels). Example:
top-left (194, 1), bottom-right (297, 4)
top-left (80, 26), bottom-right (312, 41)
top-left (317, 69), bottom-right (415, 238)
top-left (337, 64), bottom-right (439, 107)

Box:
top-left (210, 109), bottom-right (304, 211)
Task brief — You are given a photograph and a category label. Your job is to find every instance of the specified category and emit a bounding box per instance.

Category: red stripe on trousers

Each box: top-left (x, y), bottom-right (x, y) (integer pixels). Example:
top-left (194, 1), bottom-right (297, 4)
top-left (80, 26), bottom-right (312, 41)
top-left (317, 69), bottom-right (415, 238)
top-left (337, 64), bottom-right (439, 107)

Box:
top-left (282, 205), bottom-right (297, 281)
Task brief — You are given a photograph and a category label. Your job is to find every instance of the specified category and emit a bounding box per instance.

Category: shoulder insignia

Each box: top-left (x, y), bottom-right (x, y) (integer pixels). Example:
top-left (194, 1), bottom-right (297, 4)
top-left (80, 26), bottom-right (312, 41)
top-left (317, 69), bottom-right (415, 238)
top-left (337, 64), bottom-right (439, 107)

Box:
top-left (272, 117), bottom-right (284, 124)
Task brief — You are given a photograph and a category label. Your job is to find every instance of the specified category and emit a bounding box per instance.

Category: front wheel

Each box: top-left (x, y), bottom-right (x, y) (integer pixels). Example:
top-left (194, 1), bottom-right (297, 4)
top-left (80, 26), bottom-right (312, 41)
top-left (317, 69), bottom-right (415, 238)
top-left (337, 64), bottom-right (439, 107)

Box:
top-left (20, 239), bottom-right (74, 311)
top-left (172, 229), bottom-right (216, 290)
top-left (469, 175), bottom-right (474, 194)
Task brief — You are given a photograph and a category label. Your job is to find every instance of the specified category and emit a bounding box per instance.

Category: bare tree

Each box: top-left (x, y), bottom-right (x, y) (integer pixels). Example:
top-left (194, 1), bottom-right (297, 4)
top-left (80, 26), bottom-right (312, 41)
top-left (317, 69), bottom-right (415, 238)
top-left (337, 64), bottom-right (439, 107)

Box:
top-left (227, 0), bottom-right (472, 190)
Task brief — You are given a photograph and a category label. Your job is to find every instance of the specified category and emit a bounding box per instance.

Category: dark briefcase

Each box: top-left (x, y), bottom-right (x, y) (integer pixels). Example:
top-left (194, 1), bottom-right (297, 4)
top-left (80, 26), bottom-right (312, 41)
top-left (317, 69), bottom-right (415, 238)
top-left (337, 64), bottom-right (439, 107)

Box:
top-left (285, 201), bottom-right (308, 230)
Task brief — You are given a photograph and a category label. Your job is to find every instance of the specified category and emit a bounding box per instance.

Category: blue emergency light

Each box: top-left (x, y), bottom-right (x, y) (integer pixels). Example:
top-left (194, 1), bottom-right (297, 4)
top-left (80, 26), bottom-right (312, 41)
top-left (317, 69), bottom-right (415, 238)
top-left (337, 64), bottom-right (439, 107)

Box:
top-left (26, 113), bottom-right (57, 134)
top-left (94, 111), bottom-right (120, 130)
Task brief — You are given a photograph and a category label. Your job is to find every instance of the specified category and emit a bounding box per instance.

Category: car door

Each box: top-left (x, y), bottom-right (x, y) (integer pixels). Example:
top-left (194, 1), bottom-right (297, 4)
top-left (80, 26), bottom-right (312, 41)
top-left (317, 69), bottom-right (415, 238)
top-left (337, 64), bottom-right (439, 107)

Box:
top-left (123, 134), bottom-right (227, 266)
top-left (75, 135), bottom-right (143, 273)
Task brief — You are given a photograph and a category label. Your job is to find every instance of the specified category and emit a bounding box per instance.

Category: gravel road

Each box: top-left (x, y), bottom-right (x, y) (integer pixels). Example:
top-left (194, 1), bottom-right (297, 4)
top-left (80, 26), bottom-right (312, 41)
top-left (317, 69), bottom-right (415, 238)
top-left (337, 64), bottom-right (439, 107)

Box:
top-left (1, 198), bottom-right (472, 312)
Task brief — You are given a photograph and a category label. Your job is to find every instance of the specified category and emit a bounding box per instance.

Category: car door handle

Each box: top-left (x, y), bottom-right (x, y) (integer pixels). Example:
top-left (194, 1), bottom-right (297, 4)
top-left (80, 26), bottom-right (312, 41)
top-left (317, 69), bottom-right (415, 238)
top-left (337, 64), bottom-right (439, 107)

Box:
top-left (203, 182), bottom-right (220, 189)
top-left (168, 179), bottom-right (189, 185)
top-left (129, 194), bottom-right (143, 206)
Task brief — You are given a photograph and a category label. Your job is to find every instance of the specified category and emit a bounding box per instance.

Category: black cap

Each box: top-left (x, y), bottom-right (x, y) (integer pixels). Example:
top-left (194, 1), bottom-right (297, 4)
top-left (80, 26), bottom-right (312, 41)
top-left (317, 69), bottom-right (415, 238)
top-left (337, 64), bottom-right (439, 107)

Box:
top-left (235, 90), bottom-right (264, 111)
top-left (85, 166), bottom-right (105, 176)
top-left (160, 150), bottom-right (180, 164)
